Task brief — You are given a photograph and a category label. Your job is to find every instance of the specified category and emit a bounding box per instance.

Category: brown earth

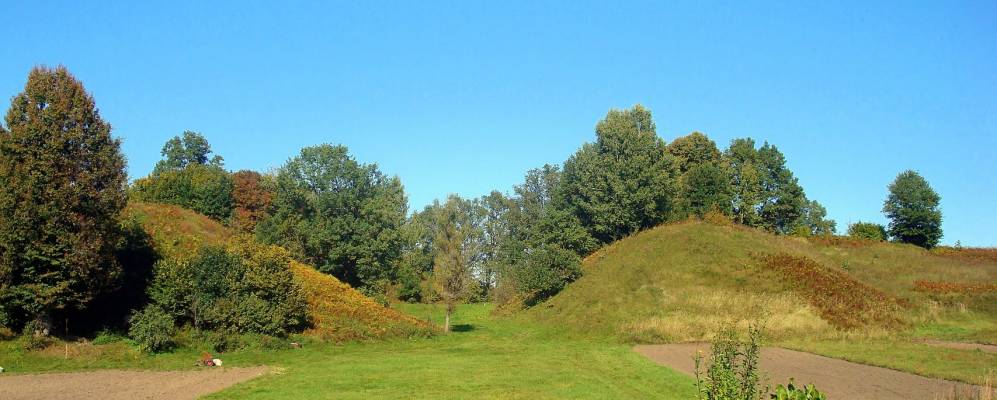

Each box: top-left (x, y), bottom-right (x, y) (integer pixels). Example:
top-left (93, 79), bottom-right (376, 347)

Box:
top-left (0, 366), bottom-right (268, 400)
top-left (635, 343), bottom-right (980, 400)
top-left (921, 340), bottom-right (997, 354)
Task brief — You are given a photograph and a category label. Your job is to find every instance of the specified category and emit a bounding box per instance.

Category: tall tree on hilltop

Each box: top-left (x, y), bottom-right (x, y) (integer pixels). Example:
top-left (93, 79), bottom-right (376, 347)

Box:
top-left (560, 105), bottom-right (676, 243)
top-left (153, 130), bottom-right (223, 174)
top-left (756, 143), bottom-right (807, 234)
top-left (681, 162), bottom-right (734, 218)
top-left (231, 170), bottom-right (273, 233)
top-left (667, 131), bottom-right (722, 174)
top-left (883, 170), bottom-right (942, 248)
top-left (724, 138), bottom-right (764, 226)
top-left (0, 66), bottom-right (128, 333)
top-left (256, 144), bottom-right (407, 290)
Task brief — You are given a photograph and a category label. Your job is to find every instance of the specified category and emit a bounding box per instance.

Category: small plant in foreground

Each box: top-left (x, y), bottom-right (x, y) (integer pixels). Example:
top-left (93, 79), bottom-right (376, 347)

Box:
top-left (770, 379), bottom-right (826, 400)
top-left (694, 325), bottom-right (767, 400)
top-left (129, 305), bottom-right (176, 353)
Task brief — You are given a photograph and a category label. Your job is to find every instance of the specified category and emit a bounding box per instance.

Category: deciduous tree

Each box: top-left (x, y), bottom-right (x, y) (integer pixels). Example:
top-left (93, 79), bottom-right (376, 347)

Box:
top-left (0, 66), bottom-right (128, 333)
top-left (883, 170), bottom-right (942, 248)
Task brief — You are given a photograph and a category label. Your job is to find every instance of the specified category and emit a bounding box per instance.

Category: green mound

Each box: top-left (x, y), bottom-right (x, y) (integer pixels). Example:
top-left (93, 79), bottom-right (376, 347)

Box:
top-left (530, 221), bottom-right (997, 343)
top-left (125, 201), bottom-right (433, 341)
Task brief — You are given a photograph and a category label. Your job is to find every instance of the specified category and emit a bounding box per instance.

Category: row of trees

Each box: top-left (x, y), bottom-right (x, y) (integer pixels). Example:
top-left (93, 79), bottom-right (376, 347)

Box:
top-left (0, 66), bottom-right (947, 337)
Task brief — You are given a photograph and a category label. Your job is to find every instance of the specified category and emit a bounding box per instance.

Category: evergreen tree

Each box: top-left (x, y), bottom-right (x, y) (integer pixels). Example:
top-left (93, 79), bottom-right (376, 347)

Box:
top-left (883, 170), bottom-right (942, 248)
top-left (0, 66), bottom-right (128, 333)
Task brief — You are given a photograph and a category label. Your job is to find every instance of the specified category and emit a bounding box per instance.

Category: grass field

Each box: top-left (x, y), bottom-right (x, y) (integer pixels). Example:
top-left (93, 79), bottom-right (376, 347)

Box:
top-left (1, 304), bottom-right (697, 399)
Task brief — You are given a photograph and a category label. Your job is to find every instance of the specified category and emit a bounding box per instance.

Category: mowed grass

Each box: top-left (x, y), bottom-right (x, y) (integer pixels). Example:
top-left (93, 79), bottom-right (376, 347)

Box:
top-left (208, 303), bottom-right (696, 399)
top-left (0, 304), bottom-right (696, 399)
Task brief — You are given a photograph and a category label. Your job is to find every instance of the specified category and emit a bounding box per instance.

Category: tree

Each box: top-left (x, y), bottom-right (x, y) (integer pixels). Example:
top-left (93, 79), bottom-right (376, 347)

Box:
top-left (848, 222), bottom-right (887, 241)
top-left (883, 170), bottom-right (942, 248)
top-left (257, 144), bottom-right (407, 289)
top-left (231, 170), bottom-right (273, 233)
top-left (0, 66), bottom-right (128, 333)
top-left (680, 162), bottom-right (733, 218)
top-left (130, 163), bottom-right (234, 220)
top-left (796, 199), bottom-right (836, 236)
top-left (724, 138), bottom-right (764, 226)
top-left (153, 130), bottom-right (223, 174)
top-left (667, 131), bottom-right (722, 174)
top-left (431, 195), bottom-right (477, 333)
top-left (756, 143), bottom-right (807, 234)
top-left (560, 105), bottom-right (676, 243)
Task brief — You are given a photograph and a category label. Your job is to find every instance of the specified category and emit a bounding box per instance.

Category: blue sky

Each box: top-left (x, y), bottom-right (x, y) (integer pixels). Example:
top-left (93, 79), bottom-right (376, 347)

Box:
top-left (1, 1), bottom-right (995, 245)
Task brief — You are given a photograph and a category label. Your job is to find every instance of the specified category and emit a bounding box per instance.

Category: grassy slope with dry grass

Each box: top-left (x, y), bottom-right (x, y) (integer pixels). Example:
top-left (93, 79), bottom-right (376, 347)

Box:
top-left (529, 220), bottom-right (997, 383)
top-left (126, 201), bottom-right (432, 342)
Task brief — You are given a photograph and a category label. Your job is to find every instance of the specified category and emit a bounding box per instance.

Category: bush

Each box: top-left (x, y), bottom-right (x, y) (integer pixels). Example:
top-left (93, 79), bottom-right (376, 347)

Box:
top-left (515, 245), bottom-right (582, 306)
top-left (128, 305), bottom-right (176, 353)
top-left (92, 329), bottom-right (127, 345)
top-left (130, 164), bottom-right (234, 221)
top-left (694, 325), bottom-right (766, 400)
top-left (848, 222), bottom-right (887, 241)
top-left (144, 238), bottom-right (307, 336)
top-left (769, 380), bottom-right (826, 400)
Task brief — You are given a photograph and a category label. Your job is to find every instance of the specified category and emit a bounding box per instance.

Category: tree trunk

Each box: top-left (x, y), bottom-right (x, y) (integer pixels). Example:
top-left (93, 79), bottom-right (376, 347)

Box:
top-left (32, 311), bottom-right (53, 337)
top-left (444, 305), bottom-right (451, 334)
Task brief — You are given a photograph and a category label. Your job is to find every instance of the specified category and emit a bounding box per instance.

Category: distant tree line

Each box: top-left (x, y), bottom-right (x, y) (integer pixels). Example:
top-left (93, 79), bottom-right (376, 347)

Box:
top-left (0, 67), bottom-right (947, 337)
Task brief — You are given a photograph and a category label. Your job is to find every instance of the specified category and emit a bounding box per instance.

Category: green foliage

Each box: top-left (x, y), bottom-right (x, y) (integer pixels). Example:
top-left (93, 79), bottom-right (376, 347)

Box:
top-left (848, 221), bottom-right (887, 241)
top-left (153, 130), bottom-right (224, 174)
top-left (668, 131), bottom-right (722, 174)
top-left (694, 325), bottom-right (766, 400)
top-left (796, 200), bottom-right (836, 236)
top-left (769, 380), bottom-right (826, 400)
top-left (560, 105), bottom-right (676, 244)
top-left (231, 170), bottom-right (273, 233)
top-left (883, 170), bottom-right (942, 248)
top-left (256, 144), bottom-right (407, 289)
top-left (514, 244), bottom-right (582, 305)
top-left (431, 195), bottom-right (478, 332)
top-left (128, 305), bottom-right (176, 353)
top-left (130, 163), bottom-right (234, 220)
top-left (681, 162), bottom-right (734, 218)
top-left (0, 66), bottom-right (128, 330)
top-left (146, 240), bottom-right (307, 336)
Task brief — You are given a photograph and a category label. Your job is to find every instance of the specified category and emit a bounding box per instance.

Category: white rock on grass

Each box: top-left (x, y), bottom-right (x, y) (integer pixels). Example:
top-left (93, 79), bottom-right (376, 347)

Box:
top-left (212, 359), bottom-right (223, 366)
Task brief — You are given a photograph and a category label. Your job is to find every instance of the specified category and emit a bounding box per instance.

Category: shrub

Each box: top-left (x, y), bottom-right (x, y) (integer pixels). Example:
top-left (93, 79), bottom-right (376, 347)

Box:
top-left (847, 222), bottom-right (887, 241)
top-left (694, 325), bottom-right (766, 400)
top-left (130, 164), bottom-right (234, 221)
top-left (144, 238), bottom-right (307, 336)
top-left (128, 305), bottom-right (176, 353)
top-left (769, 380), bottom-right (826, 400)
top-left (515, 244), bottom-right (582, 306)
top-left (92, 329), bottom-right (127, 345)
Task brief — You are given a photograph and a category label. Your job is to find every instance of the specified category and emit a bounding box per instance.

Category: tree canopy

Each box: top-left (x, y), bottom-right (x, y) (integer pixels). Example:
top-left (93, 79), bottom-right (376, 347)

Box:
top-left (256, 144), bottom-right (408, 289)
top-left (883, 170), bottom-right (942, 248)
top-left (0, 66), bottom-right (128, 331)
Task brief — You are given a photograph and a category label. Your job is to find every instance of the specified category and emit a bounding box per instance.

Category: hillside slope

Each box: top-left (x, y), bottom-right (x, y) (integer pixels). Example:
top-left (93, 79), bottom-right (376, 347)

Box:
top-left (124, 202), bottom-right (433, 341)
top-left (530, 221), bottom-right (997, 343)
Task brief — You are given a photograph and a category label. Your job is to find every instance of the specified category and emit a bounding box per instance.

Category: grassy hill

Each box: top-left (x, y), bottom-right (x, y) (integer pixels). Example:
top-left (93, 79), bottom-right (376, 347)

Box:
top-left (124, 202), bottom-right (433, 342)
top-left (528, 220), bottom-right (997, 383)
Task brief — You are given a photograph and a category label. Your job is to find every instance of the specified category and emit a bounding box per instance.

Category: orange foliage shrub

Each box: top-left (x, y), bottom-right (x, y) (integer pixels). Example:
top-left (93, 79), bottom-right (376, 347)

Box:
top-left (290, 261), bottom-right (434, 342)
top-left (760, 253), bottom-right (907, 329)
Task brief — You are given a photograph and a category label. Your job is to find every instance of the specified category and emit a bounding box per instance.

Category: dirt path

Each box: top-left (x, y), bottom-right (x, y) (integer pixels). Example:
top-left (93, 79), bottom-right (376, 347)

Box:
top-left (635, 344), bottom-right (979, 400)
top-left (0, 366), bottom-right (269, 400)
top-left (921, 340), bottom-right (997, 353)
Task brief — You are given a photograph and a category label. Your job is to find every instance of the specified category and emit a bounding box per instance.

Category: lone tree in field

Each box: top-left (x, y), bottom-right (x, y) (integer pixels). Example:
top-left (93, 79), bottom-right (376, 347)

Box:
top-left (0, 66), bottom-right (128, 333)
top-left (883, 170), bottom-right (942, 248)
top-left (432, 195), bottom-right (476, 333)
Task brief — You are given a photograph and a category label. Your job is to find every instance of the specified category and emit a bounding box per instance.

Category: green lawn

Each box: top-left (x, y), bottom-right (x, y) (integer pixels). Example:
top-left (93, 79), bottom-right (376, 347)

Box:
top-left (1, 304), bottom-right (697, 399)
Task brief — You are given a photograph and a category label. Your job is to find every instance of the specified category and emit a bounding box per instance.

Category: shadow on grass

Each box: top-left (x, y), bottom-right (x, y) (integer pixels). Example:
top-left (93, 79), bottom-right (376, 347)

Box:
top-left (450, 324), bottom-right (475, 333)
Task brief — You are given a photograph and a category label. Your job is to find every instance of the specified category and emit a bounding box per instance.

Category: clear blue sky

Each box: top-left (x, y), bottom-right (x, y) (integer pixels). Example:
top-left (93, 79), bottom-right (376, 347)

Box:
top-left (2, 1), bottom-right (995, 246)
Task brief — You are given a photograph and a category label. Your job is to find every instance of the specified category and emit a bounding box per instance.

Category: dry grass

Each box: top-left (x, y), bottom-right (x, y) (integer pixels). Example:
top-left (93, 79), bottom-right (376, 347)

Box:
top-left (124, 201), bottom-right (233, 258)
top-left (915, 281), bottom-right (997, 294)
top-left (760, 253), bottom-right (908, 329)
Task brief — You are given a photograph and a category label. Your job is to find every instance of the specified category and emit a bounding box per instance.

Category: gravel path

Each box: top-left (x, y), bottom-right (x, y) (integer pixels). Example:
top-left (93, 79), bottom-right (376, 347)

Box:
top-left (635, 343), bottom-right (980, 400)
top-left (0, 367), bottom-right (269, 400)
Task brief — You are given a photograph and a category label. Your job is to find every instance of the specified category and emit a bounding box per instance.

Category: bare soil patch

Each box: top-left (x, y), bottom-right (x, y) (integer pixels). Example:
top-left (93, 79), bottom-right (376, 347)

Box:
top-left (0, 366), bottom-right (268, 400)
top-left (635, 343), bottom-right (979, 400)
